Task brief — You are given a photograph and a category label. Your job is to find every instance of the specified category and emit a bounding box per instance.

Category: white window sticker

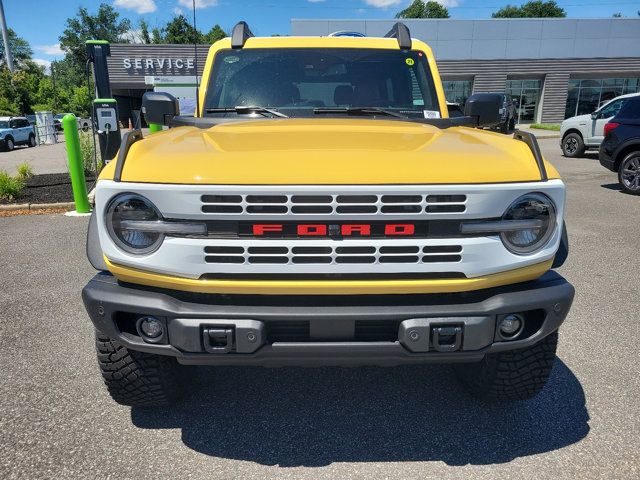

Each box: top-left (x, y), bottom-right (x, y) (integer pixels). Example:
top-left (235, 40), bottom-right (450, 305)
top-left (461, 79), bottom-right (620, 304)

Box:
top-left (423, 110), bottom-right (441, 119)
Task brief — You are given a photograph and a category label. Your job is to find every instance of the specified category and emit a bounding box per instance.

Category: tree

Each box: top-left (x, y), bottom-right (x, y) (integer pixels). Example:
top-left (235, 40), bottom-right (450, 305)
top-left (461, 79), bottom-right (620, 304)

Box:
top-left (0, 29), bottom-right (33, 68)
top-left (162, 15), bottom-right (201, 44)
top-left (492, 1), bottom-right (566, 18)
top-left (396, 0), bottom-right (450, 19)
top-left (59, 3), bottom-right (131, 67)
top-left (204, 25), bottom-right (226, 44)
top-left (140, 20), bottom-right (152, 44)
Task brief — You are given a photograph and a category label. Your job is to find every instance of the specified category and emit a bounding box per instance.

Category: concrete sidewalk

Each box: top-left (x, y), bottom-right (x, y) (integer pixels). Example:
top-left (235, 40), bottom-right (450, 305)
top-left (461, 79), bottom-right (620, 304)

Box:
top-left (516, 124), bottom-right (561, 140)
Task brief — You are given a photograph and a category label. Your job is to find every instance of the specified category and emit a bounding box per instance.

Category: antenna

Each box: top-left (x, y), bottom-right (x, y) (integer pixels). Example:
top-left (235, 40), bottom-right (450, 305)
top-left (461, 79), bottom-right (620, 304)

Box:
top-left (192, 0), bottom-right (200, 117)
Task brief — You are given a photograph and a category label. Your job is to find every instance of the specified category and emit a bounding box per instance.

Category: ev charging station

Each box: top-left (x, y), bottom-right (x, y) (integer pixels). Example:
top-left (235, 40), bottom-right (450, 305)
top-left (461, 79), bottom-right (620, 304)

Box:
top-left (85, 40), bottom-right (121, 162)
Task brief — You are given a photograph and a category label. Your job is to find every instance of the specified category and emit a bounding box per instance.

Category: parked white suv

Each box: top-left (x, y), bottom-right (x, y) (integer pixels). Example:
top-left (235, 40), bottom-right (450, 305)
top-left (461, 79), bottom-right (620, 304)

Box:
top-left (560, 92), bottom-right (640, 158)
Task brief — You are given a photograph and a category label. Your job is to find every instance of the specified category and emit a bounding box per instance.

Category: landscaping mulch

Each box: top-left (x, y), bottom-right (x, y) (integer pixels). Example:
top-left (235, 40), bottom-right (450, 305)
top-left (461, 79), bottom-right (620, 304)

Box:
top-left (0, 173), bottom-right (96, 205)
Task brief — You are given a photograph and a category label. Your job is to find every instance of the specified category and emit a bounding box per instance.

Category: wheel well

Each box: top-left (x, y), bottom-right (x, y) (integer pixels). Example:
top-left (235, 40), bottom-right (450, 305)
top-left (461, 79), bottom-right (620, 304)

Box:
top-left (614, 143), bottom-right (640, 170)
top-left (562, 129), bottom-right (583, 141)
top-left (4, 135), bottom-right (14, 143)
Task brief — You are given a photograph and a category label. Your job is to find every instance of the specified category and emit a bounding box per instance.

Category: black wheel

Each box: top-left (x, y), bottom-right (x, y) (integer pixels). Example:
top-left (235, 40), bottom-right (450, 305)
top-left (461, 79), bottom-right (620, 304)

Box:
top-left (454, 331), bottom-right (558, 401)
top-left (28, 134), bottom-right (36, 147)
top-left (499, 119), bottom-right (509, 134)
top-left (562, 133), bottom-right (585, 158)
top-left (95, 331), bottom-right (185, 406)
top-left (5, 136), bottom-right (14, 151)
top-left (82, 123), bottom-right (89, 132)
top-left (509, 117), bottom-right (516, 130)
top-left (618, 151), bottom-right (640, 195)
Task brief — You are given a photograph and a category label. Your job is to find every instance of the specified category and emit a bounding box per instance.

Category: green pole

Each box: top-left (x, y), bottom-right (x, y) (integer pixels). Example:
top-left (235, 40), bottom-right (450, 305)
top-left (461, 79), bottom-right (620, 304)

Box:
top-left (149, 123), bottom-right (162, 134)
top-left (62, 114), bottom-right (90, 213)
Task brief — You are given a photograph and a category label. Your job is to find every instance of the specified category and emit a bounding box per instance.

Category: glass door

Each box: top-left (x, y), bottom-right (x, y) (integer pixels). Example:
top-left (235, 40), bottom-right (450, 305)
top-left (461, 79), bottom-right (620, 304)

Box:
top-left (506, 79), bottom-right (542, 125)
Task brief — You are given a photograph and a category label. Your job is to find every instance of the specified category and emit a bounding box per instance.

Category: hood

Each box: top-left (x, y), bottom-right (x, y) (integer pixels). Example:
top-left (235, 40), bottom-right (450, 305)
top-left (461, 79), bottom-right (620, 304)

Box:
top-left (563, 114), bottom-right (591, 126)
top-left (106, 118), bottom-right (556, 185)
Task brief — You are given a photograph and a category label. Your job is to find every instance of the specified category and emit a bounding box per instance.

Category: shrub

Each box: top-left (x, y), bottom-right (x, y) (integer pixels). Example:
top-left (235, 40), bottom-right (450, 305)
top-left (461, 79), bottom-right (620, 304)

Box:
top-left (78, 130), bottom-right (104, 175)
top-left (0, 170), bottom-right (25, 201)
top-left (16, 162), bottom-right (34, 179)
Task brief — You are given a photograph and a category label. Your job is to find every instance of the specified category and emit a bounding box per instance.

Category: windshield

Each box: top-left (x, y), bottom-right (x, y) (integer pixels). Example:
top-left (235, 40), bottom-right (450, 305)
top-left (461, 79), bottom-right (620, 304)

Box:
top-left (0, 121), bottom-right (8, 129)
top-left (204, 48), bottom-right (441, 118)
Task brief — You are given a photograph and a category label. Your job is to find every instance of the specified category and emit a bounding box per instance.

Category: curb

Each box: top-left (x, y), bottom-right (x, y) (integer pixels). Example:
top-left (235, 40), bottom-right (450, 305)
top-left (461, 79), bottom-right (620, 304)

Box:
top-left (0, 201), bottom-right (76, 212)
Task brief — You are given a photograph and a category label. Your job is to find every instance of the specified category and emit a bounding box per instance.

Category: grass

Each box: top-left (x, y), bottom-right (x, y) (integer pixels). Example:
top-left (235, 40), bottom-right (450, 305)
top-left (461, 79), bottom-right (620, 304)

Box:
top-left (529, 123), bottom-right (561, 131)
top-left (16, 162), bottom-right (34, 179)
top-left (79, 131), bottom-right (104, 175)
top-left (0, 170), bottom-right (25, 201)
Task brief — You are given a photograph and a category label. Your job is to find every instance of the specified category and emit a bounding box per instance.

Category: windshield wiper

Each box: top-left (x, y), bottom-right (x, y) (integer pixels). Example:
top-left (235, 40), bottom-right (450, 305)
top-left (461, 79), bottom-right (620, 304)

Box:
top-left (313, 107), bottom-right (407, 119)
top-left (205, 106), bottom-right (288, 118)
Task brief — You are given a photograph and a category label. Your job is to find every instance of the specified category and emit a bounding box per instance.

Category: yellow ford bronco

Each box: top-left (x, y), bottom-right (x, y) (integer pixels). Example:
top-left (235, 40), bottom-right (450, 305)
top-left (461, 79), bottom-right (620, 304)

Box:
top-left (83, 22), bottom-right (574, 406)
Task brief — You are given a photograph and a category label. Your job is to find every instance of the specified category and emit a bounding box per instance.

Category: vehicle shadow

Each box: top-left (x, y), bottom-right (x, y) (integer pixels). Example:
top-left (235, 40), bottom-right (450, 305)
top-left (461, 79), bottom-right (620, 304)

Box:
top-left (601, 183), bottom-right (622, 191)
top-left (131, 359), bottom-right (589, 467)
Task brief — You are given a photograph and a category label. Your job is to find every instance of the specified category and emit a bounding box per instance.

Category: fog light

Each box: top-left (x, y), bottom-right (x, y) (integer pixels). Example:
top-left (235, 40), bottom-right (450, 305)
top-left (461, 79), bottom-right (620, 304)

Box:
top-left (137, 316), bottom-right (164, 340)
top-left (499, 314), bottom-right (524, 339)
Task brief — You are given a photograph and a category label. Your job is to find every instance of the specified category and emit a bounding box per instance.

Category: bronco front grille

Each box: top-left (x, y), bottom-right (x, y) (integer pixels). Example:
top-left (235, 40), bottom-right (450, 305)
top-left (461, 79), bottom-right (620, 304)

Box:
top-left (204, 244), bottom-right (462, 265)
top-left (201, 193), bottom-right (467, 216)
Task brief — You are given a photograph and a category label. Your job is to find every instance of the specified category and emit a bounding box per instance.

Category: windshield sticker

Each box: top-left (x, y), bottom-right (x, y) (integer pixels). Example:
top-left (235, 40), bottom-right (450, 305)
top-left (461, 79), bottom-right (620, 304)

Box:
top-left (224, 56), bottom-right (240, 64)
top-left (413, 99), bottom-right (425, 106)
top-left (423, 110), bottom-right (441, 119)
top-left (405, 58), bottom-right (415, 66)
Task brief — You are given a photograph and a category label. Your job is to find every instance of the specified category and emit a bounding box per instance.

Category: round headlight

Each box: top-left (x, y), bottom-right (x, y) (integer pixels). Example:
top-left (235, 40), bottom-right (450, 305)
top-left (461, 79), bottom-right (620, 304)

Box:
top-left (105, 193), bottom-right (163, 255)
top-left (500, 193), bottom-right (557, 255)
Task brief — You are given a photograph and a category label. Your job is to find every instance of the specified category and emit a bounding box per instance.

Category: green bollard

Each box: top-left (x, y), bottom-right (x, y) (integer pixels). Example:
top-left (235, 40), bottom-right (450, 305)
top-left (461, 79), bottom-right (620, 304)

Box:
top-left (62, 114), bottom-right (91, 214)
top-left (149, 123), bottom-right (162, 134)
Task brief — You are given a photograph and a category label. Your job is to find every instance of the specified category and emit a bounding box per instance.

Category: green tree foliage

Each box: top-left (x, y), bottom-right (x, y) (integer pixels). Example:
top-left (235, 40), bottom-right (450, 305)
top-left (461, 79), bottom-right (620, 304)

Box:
top-left (161, 15), bottom-right (202, 44)
top-left (396, 0), bottom-right (450, 19)
top-left (492, 1), bottom-right (566, 18)
top-left (0, 28), bottom-right (33, 68)
top-left (204, 25), bottom-right (227, 44)
top-left (139, 20), bottom-right (152, 44)
top-left (59, 3), bottom-right (131, 68)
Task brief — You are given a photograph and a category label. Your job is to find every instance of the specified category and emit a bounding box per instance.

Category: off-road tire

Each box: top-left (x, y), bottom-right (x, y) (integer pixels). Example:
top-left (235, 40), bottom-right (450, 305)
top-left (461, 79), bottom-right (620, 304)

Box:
top-left (618, 151), bottom-right (640, 195)
top-left (28, 134), bottom-right (36, 147)
top-left (562, 133), bottom-right (585, 158)
top-left (5, 136), bottom-right (14, 151)
top-left (454, 331), bottom-right (558, 401)
top-left (499, 119), bottom-right (509, 134)
top-left (95, 331), bottom-right (184, 406)
top-left (509, 117), bottom-right (516, 130)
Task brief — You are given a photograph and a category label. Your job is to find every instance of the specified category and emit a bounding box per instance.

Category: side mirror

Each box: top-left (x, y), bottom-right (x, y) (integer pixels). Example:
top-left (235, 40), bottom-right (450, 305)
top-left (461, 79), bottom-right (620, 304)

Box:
top-left (464, 93), bottom-right (502, 127)
top-left (142, 92), bottom-right (180, 126)
top-left (590, 112), bottom-right (598, 120)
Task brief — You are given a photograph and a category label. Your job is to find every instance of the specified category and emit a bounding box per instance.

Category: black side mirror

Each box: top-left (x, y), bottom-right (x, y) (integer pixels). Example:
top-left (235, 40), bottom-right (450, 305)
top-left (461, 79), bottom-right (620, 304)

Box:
top-left (590, 112), bottom-right (598, 120)
top-left (142, 92), bottom-right (180, 126)
top-left (464, 93), bottom-right (503, 127)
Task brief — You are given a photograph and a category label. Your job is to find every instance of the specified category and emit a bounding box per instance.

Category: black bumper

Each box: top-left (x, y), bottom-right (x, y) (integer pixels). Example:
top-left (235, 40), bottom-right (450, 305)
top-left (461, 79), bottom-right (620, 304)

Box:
top-left (82, 272), bottom-right (574, 367)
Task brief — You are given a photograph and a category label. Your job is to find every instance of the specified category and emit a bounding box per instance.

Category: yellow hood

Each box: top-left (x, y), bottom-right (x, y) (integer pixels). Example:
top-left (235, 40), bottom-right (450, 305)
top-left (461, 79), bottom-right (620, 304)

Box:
top-left (103, 118), bottom-right (558, 184)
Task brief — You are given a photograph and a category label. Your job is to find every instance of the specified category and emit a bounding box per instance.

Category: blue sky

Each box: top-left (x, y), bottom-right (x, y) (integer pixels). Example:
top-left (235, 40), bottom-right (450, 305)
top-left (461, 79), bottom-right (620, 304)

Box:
top-left (4, 0), bottom-right (640, 69)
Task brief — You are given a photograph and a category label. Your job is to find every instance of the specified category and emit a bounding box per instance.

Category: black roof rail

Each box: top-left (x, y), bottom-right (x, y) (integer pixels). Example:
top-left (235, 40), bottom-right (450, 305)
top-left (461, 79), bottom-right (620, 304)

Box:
top-left (385, 22), bottom-right (412, 50)
top-left (231, 21), bottom-right (254, 49)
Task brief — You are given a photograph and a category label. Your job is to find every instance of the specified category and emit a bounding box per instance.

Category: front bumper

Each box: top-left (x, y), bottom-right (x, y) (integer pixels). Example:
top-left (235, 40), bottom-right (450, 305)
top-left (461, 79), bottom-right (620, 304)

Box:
top-left (82, 271), bottom-right (574, 367)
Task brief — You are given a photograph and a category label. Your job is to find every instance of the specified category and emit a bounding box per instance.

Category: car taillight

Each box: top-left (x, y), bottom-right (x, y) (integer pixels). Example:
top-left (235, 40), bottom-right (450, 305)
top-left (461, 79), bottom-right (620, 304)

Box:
top-left (604, 122), bottom-right (620, 137)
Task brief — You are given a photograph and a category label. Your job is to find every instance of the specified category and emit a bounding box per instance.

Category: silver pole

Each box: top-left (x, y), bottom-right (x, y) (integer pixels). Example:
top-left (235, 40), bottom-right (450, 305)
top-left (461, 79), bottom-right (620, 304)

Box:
top-left (0, 0), bottom-right (14, 72)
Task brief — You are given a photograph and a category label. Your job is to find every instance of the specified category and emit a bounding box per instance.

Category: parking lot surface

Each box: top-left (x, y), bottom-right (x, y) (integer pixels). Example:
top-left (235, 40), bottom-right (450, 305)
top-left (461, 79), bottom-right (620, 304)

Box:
top-left (0, 138), bottom-right (638, 479)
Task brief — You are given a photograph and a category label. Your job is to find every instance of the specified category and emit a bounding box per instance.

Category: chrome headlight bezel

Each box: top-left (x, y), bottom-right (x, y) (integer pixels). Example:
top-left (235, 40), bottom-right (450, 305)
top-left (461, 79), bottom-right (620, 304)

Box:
top-left (105, 193), bottom-right (164, 255)
top-left (500, 192), bottom-right (557, 255)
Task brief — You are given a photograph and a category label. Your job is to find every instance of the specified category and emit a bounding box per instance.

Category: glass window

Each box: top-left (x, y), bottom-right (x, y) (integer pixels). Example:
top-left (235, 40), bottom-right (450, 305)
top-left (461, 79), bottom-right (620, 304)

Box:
top-left (204, 48), bottom-right (440, 118)
top-left (442, 79), bottom-right (473, 106)
top-left (598, 99), bottom-right (624, 118)
top-left (565, 78), bottom-right (640, 119)
top-left (0, 121), bottom-right (8, 128)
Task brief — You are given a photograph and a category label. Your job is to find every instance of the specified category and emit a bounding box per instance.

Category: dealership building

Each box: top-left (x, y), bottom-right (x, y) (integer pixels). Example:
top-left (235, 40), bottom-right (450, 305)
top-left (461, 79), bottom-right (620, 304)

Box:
top-left (107, 17), bottom-right (640, 125)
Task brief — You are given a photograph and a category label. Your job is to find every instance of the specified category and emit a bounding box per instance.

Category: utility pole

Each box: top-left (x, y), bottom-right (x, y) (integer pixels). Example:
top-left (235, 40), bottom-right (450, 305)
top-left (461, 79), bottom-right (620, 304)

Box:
top-left (0, 0), bottom-right (14, 72)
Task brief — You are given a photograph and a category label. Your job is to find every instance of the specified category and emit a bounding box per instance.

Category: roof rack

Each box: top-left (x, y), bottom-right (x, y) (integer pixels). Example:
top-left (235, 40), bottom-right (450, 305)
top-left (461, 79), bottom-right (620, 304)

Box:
top-left (231, 21), bottom-right (254, 49)
top-left (385, 22), bottom-right (412, 50)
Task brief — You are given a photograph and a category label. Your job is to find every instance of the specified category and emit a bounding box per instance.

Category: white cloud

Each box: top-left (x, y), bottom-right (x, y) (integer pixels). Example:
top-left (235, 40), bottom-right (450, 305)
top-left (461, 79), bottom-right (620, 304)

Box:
top-left (33, 58), bottom-right (52, 73)
top-left (173, 7), bottom-right (184, 15)
top-left (364, 0), bottom-right (458, 7)
top-left (34, 43), bottom-right (64, 56)
top-left (364, 0), bottom-right (403, 7)
top-left (113, 0), bottom-right (157, 14)
top-left (177, 0), bottom-right (218, 9)
top-left (120, 29), bottom-right (145, 43)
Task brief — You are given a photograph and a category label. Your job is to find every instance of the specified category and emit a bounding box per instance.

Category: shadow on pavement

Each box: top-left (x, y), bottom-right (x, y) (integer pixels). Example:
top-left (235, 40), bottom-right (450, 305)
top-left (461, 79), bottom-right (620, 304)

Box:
top-left (132, 359), bottom-right (589, 467)
top-left (601, 183), bottom-right (622, 191)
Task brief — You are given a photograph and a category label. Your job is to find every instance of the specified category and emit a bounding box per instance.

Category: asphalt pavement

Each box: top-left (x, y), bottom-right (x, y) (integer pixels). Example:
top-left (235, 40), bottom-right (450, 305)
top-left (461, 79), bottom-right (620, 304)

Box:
top-left (0, 138), bottom-right (638, 479)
